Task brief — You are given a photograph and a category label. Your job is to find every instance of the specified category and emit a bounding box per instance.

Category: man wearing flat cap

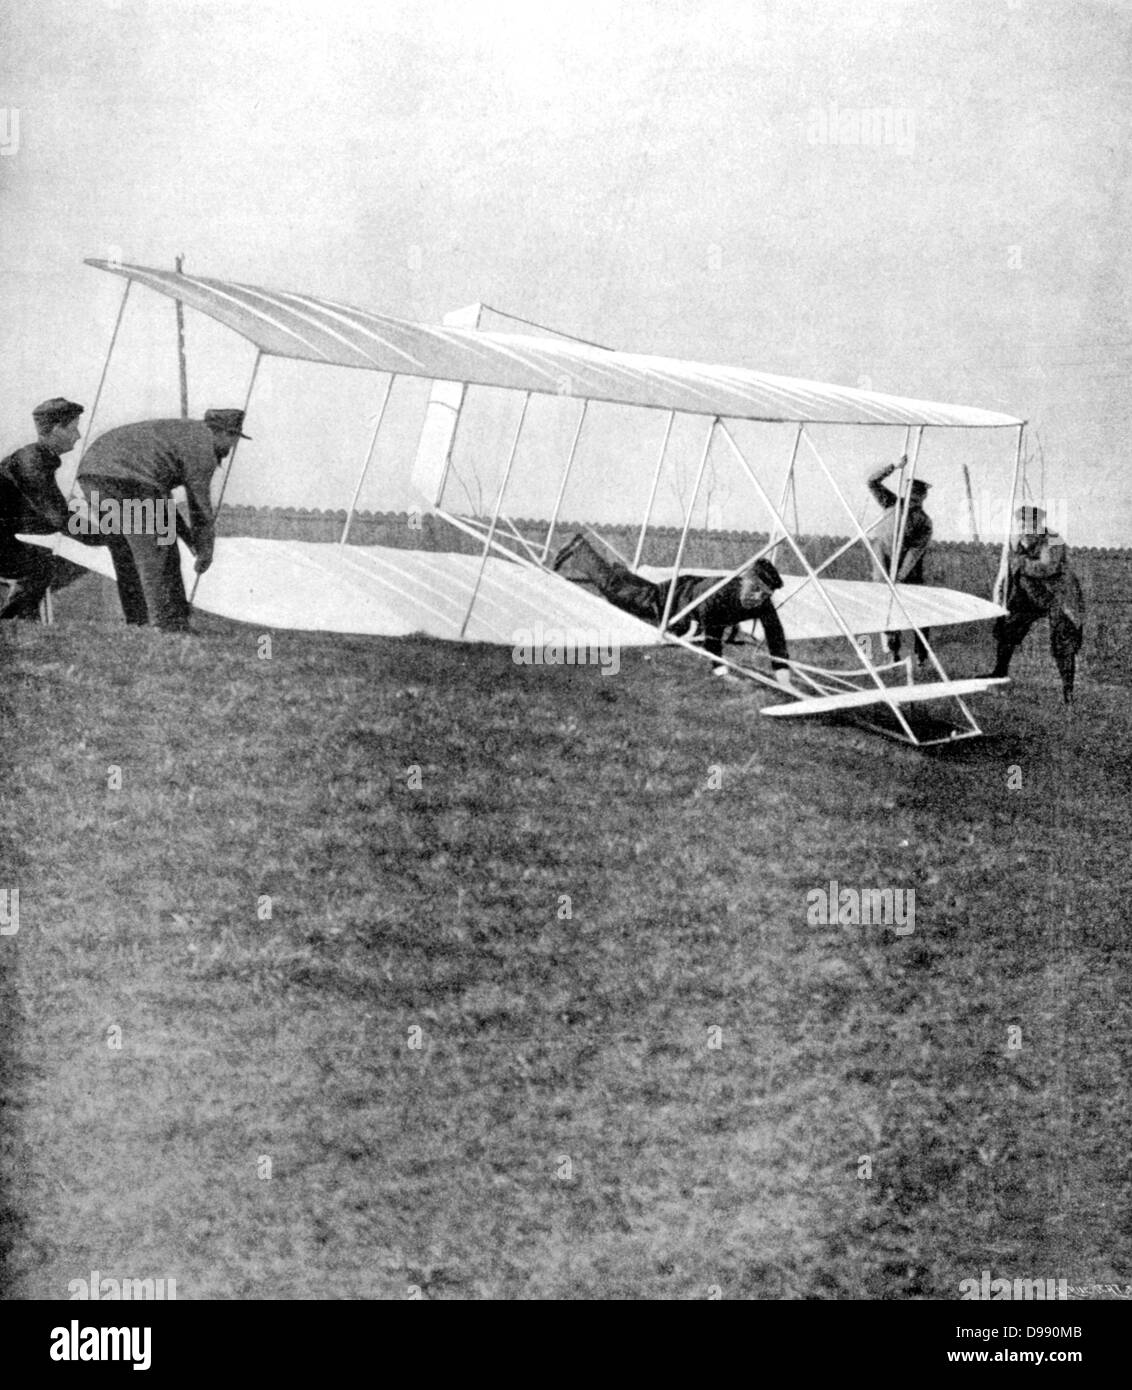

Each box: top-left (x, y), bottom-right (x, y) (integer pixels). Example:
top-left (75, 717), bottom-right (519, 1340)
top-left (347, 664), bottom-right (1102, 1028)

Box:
top-left (867, 454), bottom-right (934, 665)
top-left (0, 397), bottom-right (85, 619)
top-left (76, 409), bottom-right (250, 632)
top-left (986, 505), bottom-right (1084, 703)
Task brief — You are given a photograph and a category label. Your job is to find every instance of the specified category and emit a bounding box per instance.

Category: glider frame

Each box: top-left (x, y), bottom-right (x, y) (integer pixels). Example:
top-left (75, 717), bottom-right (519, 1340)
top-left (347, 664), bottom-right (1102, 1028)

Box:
top-left (64, 259), bottom-right (1027, 746)
top-left (429, 390), bottom-right (1018, 745)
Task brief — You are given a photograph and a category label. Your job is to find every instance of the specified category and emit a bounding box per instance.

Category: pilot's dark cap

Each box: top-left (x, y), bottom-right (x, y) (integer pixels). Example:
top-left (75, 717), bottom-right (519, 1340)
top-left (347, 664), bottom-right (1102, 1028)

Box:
top-left (909, 479), bottom-right (931, 497)
top-left (203, 408), bottom-right (251, 440)
top-left (33, 397), bottom-right (84, 429)
top-left (752, 557), bottom-right (784, 591)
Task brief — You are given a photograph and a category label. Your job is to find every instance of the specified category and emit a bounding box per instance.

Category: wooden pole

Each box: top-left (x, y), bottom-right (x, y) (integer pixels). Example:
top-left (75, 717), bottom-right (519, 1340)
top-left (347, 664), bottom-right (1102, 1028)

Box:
top-left (188, 350), bottom-right (261, 606)
top-left (632, 410), bottom-right (675, 570)
top-left (340, 376), bottom-right (395, 544)
top-left (962, 463), bottom-right (980, 543)
top-left (770, 424), bottom-right (804, 550)
top-left (70, 278), bottom-right (132, 480)
top-left (459, 393), bottom-right (530, 638)
top-left (993, 424), bottom-right (1026, 606)
top-left (51, 275), bottom-right (133, 553)
top-left (658, 417), bottom-right (716, 633)
top-left (43, 275), bottom-right (134, 618)
top-left (541, 399), bottom-right (588, 564)
top-left (175, 254), bottom-right (189, 418)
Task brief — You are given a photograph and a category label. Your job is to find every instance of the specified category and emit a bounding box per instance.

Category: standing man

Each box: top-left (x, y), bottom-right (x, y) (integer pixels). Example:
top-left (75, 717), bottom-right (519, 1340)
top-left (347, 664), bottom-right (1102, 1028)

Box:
top-left (0, 397), bottom-right (84, 620)
top-left (867, 454), bottom-right (933, 665)
top-left (76, 409), bottom-right (249, 632)
top-left (987, 506), bottom-right (1084, 703)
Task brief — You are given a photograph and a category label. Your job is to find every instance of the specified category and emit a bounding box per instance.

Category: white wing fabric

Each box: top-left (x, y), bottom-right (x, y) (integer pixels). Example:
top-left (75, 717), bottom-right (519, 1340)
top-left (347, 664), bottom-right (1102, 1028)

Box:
top-left (39, 533), bottom-right (1002, 646)
top-left (38, 535), bottom-right (661, 645)
top-left (638, 567), bottom-right (1005, 642)
top-left (85, 260), bottom-right (1021, 428)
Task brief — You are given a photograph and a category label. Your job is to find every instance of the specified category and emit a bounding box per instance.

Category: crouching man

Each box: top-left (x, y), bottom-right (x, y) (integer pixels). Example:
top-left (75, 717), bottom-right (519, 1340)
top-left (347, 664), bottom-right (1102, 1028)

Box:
top-left (553, 533), bottom-right (793, 687)
top-left (75, 409), bottom-right (250, 632)
top-left (665, 556), bottom-right (791, 681)
top-left (0, 397), bottom-right (86, 620)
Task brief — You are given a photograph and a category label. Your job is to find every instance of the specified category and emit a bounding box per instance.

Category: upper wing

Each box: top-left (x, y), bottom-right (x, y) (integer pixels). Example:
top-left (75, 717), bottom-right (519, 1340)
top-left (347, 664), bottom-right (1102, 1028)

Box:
top-left (85, 259), bottom-right (1021, 428)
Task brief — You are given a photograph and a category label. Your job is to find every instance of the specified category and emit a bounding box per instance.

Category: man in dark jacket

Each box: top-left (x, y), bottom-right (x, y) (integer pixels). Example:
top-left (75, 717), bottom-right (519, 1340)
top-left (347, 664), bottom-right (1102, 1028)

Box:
top-left (75, 409), bottom-right (249, 631)
top-left (553, 532), bottom-right (792, 685)
top-left (987, 506), bottom-right (1084, 703)
top-left (867, 455), bottom-right (933, 664)
top-left (0, 397), bottom-right (84, 619)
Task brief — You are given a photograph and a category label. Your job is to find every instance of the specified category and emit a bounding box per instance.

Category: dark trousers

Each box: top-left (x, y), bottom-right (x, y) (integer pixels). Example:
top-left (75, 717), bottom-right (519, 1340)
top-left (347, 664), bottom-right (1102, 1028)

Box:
top-left (0, 539), bottom-right (54, 619)
top-left (993, 596), bottom-right (1082, 700)
top-left (80, 478), bottom-right (190, 631)
top-left (886, 625), bottom-right (930, 664)
top-left (881, 563), bottom-right (929, 663)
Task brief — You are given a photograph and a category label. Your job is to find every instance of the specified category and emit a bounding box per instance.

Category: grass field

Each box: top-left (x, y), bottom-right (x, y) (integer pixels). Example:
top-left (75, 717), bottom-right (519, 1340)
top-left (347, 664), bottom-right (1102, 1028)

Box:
top-left (1, 596), bottom-right (1129, 1300)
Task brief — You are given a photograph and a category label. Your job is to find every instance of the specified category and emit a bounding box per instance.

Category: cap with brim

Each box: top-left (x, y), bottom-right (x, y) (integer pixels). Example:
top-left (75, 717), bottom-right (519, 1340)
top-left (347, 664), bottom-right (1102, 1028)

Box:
top-left (33, 397), bottom-right (84, 428)
top-left (203, 408), bottom-right (252, 440)
top-left (909, 479), bottom-right (931, 495)
top-left (753, 557), bottom-right (784, 591)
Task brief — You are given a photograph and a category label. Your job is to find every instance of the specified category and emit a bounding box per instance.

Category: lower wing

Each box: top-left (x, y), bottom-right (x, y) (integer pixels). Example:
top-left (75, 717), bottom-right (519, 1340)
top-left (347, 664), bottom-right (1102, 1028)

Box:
top-left (638, 566), bottom-right (1005, 641)
top-left (29, 535), bottom-right (661, 645)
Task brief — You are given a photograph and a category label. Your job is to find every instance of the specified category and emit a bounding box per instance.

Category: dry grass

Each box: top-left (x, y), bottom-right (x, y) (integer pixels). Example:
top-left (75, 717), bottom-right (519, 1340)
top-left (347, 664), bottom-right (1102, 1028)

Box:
top-left (1, 596), bottom-right (1129, 1298)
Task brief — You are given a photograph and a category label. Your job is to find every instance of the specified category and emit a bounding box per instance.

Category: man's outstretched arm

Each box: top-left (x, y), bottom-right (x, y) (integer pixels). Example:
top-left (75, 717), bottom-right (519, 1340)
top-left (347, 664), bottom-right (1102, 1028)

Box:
top-left (867, 455), bottom-right (906, 510)
top-left (758, 601), bottom-right (790, 670)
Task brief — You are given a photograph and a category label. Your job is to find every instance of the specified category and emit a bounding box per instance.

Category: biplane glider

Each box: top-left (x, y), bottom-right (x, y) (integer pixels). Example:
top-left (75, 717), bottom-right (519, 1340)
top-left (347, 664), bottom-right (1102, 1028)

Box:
top-left (34, 258), bottom-right (1028, 745)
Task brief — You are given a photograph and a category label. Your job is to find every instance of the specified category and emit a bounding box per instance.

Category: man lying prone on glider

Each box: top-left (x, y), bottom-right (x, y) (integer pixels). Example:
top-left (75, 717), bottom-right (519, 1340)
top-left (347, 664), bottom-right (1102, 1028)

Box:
top-left (552, 533), bottom-right (793, 687)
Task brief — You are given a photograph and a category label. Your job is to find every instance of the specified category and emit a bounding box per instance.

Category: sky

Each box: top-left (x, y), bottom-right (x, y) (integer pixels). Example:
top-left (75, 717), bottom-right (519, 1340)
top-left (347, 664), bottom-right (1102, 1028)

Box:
top-left (1, 0), bottom-right (1130, 544)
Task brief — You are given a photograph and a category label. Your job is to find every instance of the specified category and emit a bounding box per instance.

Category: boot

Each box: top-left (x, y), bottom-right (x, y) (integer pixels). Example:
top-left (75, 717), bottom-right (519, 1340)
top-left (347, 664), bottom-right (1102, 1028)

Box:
top-left (986, 641), bottom-right (1013, 680)
top-left (1060, 661), bottom-right (1075, 705)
